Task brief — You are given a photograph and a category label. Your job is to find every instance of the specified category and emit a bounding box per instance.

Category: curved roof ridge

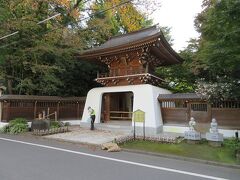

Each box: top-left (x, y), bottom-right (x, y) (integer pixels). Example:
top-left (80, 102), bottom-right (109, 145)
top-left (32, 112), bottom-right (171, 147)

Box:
top-left (109, 25), bottom-right (159, 40)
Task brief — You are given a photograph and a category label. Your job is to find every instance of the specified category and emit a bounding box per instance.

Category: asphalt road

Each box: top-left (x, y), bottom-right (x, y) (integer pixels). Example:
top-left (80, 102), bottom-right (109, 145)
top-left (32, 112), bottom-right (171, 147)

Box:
top-left (0, 134), bottom-right (239, 180)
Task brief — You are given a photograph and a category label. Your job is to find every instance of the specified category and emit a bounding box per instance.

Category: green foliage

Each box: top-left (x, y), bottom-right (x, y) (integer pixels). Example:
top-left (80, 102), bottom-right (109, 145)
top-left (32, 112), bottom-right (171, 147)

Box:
top-left (86, 0), bottom-right (153, 47)
top-left (224, 138), bottom-right (240, 151)
top-left (162, 0), bottom-right (240, 99)
top-left (156, 39), bottom-right (198, 93)
top-left (0, 0), bottom-right (153, 96)
top-left (194, 0), bottom-right (240, 100)
top-left (0, 118), bottom-right (28, 134)
top-left (9, 123), bottom-right (28, 134)
top-left (50, 121), bottom-right (61, 128)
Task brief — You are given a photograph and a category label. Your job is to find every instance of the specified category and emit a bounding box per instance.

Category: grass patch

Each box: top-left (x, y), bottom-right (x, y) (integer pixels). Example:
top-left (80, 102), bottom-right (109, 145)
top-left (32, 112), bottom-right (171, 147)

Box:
top-left (121, 140), bottom-right (238, 164)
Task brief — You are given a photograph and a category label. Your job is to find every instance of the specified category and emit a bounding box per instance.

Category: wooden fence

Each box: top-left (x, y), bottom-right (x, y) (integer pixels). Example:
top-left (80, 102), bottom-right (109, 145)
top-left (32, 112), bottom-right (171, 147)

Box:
top-left (159, 95), bottom-right (240, 129)
top-left (0, 95), bottom-right (86, 122)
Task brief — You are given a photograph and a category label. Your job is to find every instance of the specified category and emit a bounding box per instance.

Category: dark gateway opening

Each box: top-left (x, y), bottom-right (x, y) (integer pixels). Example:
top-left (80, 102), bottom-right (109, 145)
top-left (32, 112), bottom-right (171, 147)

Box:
top-left (101, 92), bottom-right (133, 122)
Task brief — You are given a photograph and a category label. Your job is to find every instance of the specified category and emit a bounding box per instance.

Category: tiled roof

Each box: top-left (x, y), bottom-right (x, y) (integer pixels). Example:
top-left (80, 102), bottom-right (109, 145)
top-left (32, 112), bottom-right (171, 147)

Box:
top-left (85, 26), bottom-right (160, 52)
top-left (78, 25), bottom-right (183, 66)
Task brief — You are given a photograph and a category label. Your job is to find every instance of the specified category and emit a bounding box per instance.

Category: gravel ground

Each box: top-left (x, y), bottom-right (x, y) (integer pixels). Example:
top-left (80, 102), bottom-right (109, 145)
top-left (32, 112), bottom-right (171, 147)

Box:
top-left (45, 126), bottom-right (131, 145)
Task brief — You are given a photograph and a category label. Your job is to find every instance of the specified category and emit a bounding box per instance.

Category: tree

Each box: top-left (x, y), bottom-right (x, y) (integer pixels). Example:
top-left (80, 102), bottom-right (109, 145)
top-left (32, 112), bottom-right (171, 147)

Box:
top-left (0, 0), bottom-right (155, 96)
top-left (156, 38), bottom-right (198, 93)
top-left (194, 0), bottom-right (240, 100)
top-left (85, 0), bottom-right (153, 47)
top-left (0, 0), bottom-right (97, 95)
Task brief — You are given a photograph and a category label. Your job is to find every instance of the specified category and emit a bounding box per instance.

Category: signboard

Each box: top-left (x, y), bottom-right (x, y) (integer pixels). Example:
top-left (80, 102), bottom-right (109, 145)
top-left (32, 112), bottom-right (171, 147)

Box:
top-left (133, 109), bottom-right (145, 123)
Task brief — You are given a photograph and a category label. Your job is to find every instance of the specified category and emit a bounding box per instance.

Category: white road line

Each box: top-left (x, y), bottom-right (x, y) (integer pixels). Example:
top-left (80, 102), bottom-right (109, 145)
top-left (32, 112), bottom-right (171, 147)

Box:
top-left (0, 137), bottom-right (229, 180)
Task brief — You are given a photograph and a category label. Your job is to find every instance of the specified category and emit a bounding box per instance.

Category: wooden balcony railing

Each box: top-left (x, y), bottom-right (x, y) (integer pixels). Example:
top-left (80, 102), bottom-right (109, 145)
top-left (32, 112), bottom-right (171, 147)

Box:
top-left (109, 111), bottom-right (133, 120)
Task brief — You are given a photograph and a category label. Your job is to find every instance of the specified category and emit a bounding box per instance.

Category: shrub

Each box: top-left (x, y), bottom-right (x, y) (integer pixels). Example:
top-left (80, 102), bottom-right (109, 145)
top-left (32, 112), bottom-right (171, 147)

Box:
top-left (9, 123), bottom-right (28, 134)
top-left (223, 138), bottom-right (240, 151)
top-left (9, 118), bottom-right (28, 126)
top-left (50, 121), bottom-right (61, 128)
top-left (0, 118), bottom-right (28, 134)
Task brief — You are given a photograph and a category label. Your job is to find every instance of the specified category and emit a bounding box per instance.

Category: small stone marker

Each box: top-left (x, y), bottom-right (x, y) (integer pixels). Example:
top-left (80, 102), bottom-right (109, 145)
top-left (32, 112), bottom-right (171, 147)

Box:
top-left (184, 117), bottom-right (201, 143)
top-left (206, 118), bottom-right (223, 147)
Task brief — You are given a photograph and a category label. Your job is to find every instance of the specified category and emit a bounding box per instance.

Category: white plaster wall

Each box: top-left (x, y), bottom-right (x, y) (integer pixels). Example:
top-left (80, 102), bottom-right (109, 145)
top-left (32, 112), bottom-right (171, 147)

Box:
top-left (163, 125), bottom-right (240, 138)
top-left (218, 129), bottom-right (240, 138)
top-left (62, 120), bottom-right (80, 125)
top-left (81, 84), bottom-right (171, 131)
top-left (163, 125), bottom-right (189, 134)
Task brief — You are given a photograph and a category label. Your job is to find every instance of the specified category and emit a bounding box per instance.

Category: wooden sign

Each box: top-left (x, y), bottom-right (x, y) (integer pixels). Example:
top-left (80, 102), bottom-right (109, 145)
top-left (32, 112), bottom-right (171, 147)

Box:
top-left (133, 109), bottom-right (145, 123)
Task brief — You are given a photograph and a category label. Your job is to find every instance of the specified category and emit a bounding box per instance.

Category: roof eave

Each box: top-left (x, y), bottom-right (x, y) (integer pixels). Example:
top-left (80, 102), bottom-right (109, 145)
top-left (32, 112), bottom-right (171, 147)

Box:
top-left (77, 33), bottom-right (161, 59)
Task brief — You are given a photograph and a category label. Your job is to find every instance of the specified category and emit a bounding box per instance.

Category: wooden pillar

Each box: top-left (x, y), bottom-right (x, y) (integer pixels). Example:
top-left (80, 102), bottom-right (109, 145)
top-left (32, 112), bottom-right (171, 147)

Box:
top-left (4, 101), bottom-right (10, 122)
top-left (33, 101), bottom-right (37, 120)
top-left (54, 111), bottom-right (57, 121)
top-left (207, 102), bottom-right (212, 122)
top-left (104, 94), bottom-right (110, 122)
top-left (77, 102), bottom-right (80, 119)
top-left (186, 101), bottom-right (190, 122)
top-left (57, 102), bottom-right (60, 119)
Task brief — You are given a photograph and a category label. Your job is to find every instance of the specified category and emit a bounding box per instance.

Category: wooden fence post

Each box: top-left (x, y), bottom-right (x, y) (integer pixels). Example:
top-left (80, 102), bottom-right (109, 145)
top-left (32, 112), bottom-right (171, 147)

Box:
top-left (208, 103), bottom-right (212, 122)
top-left (57, 102), bottom-right (60, 119)
top-left (77, 102), bottom-right (80, 119)
top-left (34, 101), bottom-right (37, 120)
top-left (186, 101), bottom-right (190, 122)
top-left (55, 111), bottom-right (57, 121)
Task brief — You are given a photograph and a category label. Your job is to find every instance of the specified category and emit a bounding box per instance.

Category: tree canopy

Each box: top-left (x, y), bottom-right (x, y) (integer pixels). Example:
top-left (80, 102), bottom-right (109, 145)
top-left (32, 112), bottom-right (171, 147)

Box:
top-left (194, 0), bottom-right (240, 100)
top-left (157, 0), bottom-right (240, 101)
top-left (0, 0), bottom-right (153, 96)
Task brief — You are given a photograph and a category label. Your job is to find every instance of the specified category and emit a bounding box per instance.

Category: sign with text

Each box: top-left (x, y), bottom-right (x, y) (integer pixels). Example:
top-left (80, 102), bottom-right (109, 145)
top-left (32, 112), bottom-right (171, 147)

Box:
top-left (133, 109), bottom-right (145, 123)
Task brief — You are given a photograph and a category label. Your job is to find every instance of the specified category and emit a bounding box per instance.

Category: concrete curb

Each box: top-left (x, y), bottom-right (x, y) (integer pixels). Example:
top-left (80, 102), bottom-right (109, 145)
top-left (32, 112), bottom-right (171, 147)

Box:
top-left (122, 148), bottom-right (240, 169)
